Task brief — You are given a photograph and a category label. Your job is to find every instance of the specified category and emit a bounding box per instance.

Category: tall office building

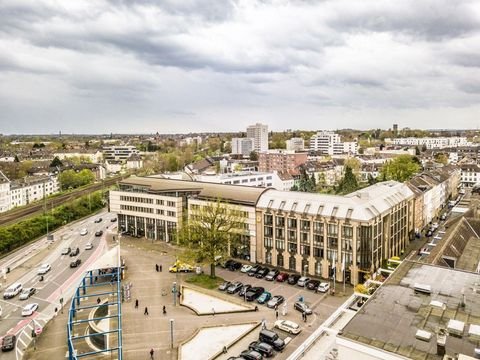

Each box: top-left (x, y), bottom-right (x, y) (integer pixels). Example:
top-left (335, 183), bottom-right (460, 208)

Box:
top-left (231, 138), bottom-right (254, 156)
top-left (247, 123), bottom-right (269, 152)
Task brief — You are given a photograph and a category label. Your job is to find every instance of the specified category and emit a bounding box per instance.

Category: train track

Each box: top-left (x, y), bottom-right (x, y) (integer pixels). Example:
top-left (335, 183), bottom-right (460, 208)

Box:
top-left (0, 176), bottom-right (123, 227)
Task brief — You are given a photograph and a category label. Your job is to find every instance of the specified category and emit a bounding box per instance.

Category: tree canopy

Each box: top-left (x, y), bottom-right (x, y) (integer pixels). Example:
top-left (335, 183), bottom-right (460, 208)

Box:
top-left (336, 166), bottom-right (359, 194)
top-left (58, 169), bottom-right (95, 190)
top-left (380, 155), bottom-right (421, 182)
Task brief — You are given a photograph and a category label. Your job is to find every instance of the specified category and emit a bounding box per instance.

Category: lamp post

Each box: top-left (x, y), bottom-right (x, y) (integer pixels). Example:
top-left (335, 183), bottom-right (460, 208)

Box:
top-left (172, 282), bottom-right (177, 306)
top-left (169, 319), bottom-right (174, 349)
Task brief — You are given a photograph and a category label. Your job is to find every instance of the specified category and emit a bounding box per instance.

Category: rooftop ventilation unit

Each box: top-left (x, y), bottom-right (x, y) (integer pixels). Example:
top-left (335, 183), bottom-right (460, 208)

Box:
top-left (430, 300), bottom-right (446, 310)
top-left (414, 283), bottom-right (432, 295)
top-left (447, 319), bottom-right (465, 336)
top-left (415, 329), bottom-right (432, 342)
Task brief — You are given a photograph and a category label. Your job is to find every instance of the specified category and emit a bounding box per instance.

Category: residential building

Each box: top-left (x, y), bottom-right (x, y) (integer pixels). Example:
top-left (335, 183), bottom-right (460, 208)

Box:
top-left (231, 138), bottom-right (254, 156)
top-left (256, 181), bottom-right (415, 285)
top-left (309, 130), bottom-right (357, 155)
top-left (460, 164), bottom-right (480, 187)
top-left (102, 145), bottom-right (139, 162)
top-left (9, 175), bottom-right (59, 208)
top-left (53, 150), bottom-right (103, 163)
top-left (194, 171), bottom-right (294, 191)
top-left (246, 123), bottom-right (269, 152)
top-left (126, 154), bottom-right (144, 171)
top-left (392, 136), bottom-right (471, 149)
top-left (0, 171), bottom-right (10, 213)
top-left (258, 150), bottom-right (308, 176)
top-left (286, 137), bottom-right (305, 151)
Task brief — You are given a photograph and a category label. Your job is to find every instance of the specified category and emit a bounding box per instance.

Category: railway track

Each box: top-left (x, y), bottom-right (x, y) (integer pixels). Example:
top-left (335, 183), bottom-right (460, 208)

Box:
top-left (0, 176), bottom-right (123, 227)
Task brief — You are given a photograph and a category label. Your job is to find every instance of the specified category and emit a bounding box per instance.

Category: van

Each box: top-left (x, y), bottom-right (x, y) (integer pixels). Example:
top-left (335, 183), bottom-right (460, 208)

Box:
top-left (3, 283), bottom-right (23, 299)
top-left (259, 329), bottom-right (285, 351)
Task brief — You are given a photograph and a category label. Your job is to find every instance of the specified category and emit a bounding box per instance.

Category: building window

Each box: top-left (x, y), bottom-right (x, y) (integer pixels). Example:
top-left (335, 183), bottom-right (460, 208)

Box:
top-left (288, 230), bottom-right (297, 241)
top-left (277, 254), bottom-right (284, 267)
top-left (264, 237), bottom-right (273, 248)
top-left (288, 242), bottom-right (297, 253)
top-left (264, 214), bottom-right (273, 225)
top-left (289, 256), bottom-right (296, 271)
top-left (275, 216), bottom-right (285, 227)
top-left (327, 223), bottom-right (338, 235)
top-left (313, 247), bottom-right (323, 258)
top-left (342, 226), bottom-right (353, 238)
top-left (275, 228), bottom-right (285, 240)
top-left (264, 226), bottom-right (273, 237)
top-left (265, 251), bottom-right (272, 264)
top-left (301, 245), bottom-right (310, 256)
top-left (300, 220), bottom-right (310, 231)
top-left (287, 218), bottom-right (297, 228)
top-left (275, 239), bottom-right (285, 250)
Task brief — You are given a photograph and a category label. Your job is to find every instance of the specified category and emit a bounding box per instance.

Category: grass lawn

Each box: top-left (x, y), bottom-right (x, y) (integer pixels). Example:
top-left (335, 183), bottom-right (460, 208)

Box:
top-left (185, 274), bottom-right (224, 290)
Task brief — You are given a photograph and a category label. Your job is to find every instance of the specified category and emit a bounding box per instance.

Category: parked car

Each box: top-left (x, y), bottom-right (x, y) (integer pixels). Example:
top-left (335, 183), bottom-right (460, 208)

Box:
top-left (21, 303), bottom-right (39, 316)
top-left (267, 295), bottom-right (285, 308)
top-left (274, 320), bottom-right (301, 335)
top-left (228, 261), bottom-right (242, 271)
top-left (306, 279), bottom-right (320, 290)
top-left (257, 291), bottom-right (272, 304)
top-left (276, 272), bottom-right (289, 282)
top-left (85, 243), bottom-right (94, 250)
top-left (240, 349), bottom-right (264, 360)
top-left (37, 263), bottom-right (51, 275)
top-left (223, 259), bottom-right (236, 269)
top-left (432, 222), bottom-right (439, 230)
top-left (265, 269), bottom-right (280, 281)
top-left (440, 213), bottom-right (447, 221)
top-left (248, 265), bottom-right (262, 277)
top-left (70, 247), bottom-right (80, 257)
top-left (426, 230), bottom-right (433, 237)
top-left (61, 247), bottom-right (71, 255)
top-left (70, 259), bottom-right (82, 268)
top-left (248, 341), bottom-right (273, 357)
top-left (19, 288), bottom-right (36, 300)
top-left (287, 274), bottom-right (300, 285)
top-left (317, 282), bottom-right (330, 293)
top-left (294, 301), bottom-right (312, 315)
top-left (256, 268), bottom-right (269, 279)
top-left (258, 329), bottom-right (285, 351)
top-left (80, 228), bottom-right (88, 236)
top-left (219, 281), bottom-right (232, 291)
top-left (94, 218), bottom-right (103, 223)
top-left (296, 277), bottom-right (310, 287)
top-left (111, 217), bottom-right (117, 222)
top-left (241, 264), bottom-right (253, 273)
top-left (227, 282), bottom-right (243, 294)
top-left (238, 284), bottom-right (252, 297)
top-left (245, 287), bottom-right (264, 301)
top-left (1, 334), bottom-right (16, 352)
top-left (95, 230), bottom-right (103, 236)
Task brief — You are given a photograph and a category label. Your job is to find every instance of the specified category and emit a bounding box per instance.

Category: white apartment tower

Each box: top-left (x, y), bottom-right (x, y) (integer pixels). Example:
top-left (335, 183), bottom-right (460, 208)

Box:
top-left (310, 130), bottom-right (357, 155)
top-left (231, 138), bottom-right (254, 156)
top-left (247, 123), bottom-right (269, 152)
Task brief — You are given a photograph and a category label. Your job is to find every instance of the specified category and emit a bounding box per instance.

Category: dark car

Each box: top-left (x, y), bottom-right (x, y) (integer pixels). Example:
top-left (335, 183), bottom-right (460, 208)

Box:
top-left (1, 334), bottom-right (16, 352)
top-left (294, 301), bottom-right (312, 315)
top-left (258, 329), bottom-right (285, 351)
top-left (276, 272), bottom-right (289, 282)
top-left (241, 349), bottom-right (264, 360)
top-left (223, 259), bottom-right (235, 269)
top-left (70, 259), bottom-right (82, 268)
top-left (227, 282), bottom-right (243, 294)
top-left (287, 274), bottom-right (301, 285)
top-left (267, 295), bottom-right (285, 308)
top-left (248, 265), bottom-right (261, 277)
top-left (256, 268), bottom-right (269, 279)
top-left (248, 341), bottom-right (273, 357)
top-left (94, 218), bottom-right (102, 223)
top-left (228, 261), bottom-right (242, 271)
top-left (218, 281), bottom-right (232, 291)
top-left (264, 269), bottom-right (279, 281)
top-left (306, 279), bottom-right (320, 290)
top-left (95, 230), bottom-right (103, 237)
top-left (69, 247), bottom-right (80, 257)
top-left (238, 284), bottom-right (252, 297)
top-left (245, 287), bottom-right (265, 301)
top-left (110, 218), bottom-right (117, 222)
top-left (257, 291), bottom-right (272, 304)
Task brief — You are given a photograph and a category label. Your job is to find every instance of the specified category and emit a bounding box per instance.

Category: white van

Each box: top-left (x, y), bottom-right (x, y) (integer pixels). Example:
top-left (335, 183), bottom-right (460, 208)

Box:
top-left (3, 282), bottom-right (23, 299)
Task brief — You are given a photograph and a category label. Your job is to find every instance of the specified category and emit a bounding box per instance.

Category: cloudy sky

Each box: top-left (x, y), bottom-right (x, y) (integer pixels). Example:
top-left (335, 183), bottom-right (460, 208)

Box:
top-left (1, 0), bottom-right (480, 134)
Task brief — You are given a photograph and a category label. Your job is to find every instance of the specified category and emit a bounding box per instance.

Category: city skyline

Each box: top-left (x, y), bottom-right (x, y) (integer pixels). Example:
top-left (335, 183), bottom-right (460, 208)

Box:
top-left (1, 0), bottom-right (480, 134)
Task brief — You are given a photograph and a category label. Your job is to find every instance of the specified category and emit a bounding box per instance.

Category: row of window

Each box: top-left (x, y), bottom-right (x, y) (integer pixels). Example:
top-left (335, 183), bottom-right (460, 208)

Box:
top-left (120, 195), bottom-right (177, 208)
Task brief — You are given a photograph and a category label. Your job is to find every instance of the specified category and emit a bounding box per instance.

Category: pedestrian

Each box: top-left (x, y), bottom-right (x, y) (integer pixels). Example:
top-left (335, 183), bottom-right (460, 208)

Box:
top-left (223, 346), bottom-right (228, 354)
top-left (159, 264), bottom-right (162, 272)
top-left (254, 305), bottom-right (258, 312)
top-left (163, 305), bottom-right (166, 315)
top-left (275, 310), bottom-right (279, 319)
top-left (150, 348), bottom-right (154, 359)
top-left (144, 306), bottom-right (149, 315)
top-left (178, 290), bottom-right (181, 299)
top-left (97, 297), bottom-right (101, 304)
top-left (155, 264), bottom-right (159, 272)
top-left (135, 299), bottom-right (139, 309)
top-left (212, 307), bottom-right (215, 316)
top-left (303, 311), bottom-right (307, 322)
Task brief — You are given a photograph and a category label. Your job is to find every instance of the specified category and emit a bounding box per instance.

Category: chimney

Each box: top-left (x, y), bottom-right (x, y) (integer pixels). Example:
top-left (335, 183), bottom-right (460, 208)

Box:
top-left (437, 328), bottom-right (447, 356)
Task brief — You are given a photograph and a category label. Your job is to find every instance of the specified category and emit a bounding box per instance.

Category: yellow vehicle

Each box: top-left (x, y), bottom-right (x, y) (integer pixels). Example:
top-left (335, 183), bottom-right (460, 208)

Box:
top-left (168, 261), bottom-right (194, 273)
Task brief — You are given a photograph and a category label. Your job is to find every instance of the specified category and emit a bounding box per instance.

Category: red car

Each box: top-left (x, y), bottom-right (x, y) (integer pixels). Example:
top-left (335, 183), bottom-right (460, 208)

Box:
top-left (276, 272), bottom-right (289, 282)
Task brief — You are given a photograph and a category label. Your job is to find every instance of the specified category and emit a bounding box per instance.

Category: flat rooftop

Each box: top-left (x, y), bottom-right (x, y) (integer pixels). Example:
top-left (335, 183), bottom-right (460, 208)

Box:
top-left (341, 261), bottom-right (480, 360)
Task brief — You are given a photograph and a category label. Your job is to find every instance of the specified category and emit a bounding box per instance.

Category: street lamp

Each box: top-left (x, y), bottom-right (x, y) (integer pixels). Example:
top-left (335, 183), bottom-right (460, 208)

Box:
top-left (169, 319), bottom-right (174, 349)
top-left (172, 282), bottom-right (177, 306)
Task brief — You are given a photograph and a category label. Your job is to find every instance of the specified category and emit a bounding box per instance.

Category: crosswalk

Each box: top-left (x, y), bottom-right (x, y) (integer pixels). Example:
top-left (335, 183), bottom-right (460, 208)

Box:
top-left (15, 317), bottom-right (47, 359)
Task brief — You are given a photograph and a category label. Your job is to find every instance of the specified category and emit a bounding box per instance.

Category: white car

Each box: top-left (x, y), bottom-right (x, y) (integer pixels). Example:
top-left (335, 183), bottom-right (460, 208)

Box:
top-left (85, 243), bottom-right (93, 250)
top-left (240, 264), bottom-right (253, 273)
top-left (274, 320), bottom-right (302, 335)
top-left (317, 282), bottom-right (330, 293)
top-left (80, 228), bottom-right (88, 236)
top-left (37, 263), bottom-right (51, 275)
top-left (21, 303), bottom-right (39, 316)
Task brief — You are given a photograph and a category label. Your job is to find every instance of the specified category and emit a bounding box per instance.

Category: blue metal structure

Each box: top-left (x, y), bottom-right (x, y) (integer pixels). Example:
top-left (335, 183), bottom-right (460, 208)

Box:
top-left (67, 266), bottom-right (123, 359)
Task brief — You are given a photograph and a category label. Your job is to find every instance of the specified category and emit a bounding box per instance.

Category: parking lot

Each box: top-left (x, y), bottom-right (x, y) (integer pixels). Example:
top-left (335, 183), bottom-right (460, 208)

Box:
top-left (213, 265), bottom-right (354, 359)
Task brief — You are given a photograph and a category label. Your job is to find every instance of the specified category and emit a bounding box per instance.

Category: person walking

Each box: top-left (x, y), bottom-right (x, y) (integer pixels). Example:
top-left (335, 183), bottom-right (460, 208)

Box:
top-left (275, 310), bottom-right (279, 319)
top-left (303, 311), bottom-right (307, 322)
top-left (150, 348), bottom-right (154, 359)
top-left (144, 306), bottom-right (149, 315)
top-left (159, 264), bottom-right (162, 272)
top-left (155, 264), bottom-right (159, 272)
top-left (135, 299), bottom-right (139, 309)
top-left (97, 297), bottom-right (101, 304)
top-left (163, 305), bottom-right (166, 315)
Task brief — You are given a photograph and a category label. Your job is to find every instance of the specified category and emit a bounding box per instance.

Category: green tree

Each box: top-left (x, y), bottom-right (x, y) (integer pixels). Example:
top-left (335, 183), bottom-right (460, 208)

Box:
top-left (380, 155), bottom-right (421, 182)
top-left (14, 155), bottom-right (20, 163)
top-left (249, 151), bottom-right (258, 161)
top-left (434, 153), bottom-right (448, 165)
top-left (178, 200), bottom-right (246, 278)
top-left (415, 146), bottom-right (421, 156)
top-left (50, 156), bottom-right (63, 168)
top-left (336, 166), bottom-right (359, 194)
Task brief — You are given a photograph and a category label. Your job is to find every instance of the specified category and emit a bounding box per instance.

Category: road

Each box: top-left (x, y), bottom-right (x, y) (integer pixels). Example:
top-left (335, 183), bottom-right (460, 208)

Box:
top-left (0, 210), bottom-right (115, 359)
